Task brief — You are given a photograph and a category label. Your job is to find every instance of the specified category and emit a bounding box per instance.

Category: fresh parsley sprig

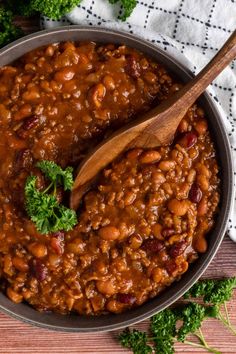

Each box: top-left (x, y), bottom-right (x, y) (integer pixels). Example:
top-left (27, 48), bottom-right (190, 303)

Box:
top-left (185, 277), bottom-right (236, 337)
top-left (0, 0), bottom-right (138, 48)
top-left (36, 161), bottom-right (73, 191)
top-left (118, 278), bottom-right (236, 354)
top-left (25, 161), bottom-right (77, 234)
top-left (119, 328), bottom-right (152, 354)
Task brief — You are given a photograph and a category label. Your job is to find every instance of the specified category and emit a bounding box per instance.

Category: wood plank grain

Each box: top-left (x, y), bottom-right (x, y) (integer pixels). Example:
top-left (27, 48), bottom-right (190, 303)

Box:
top-left (14, 16), bottom-right (40, 34)
top-left (0, 15), bottom-right (235, 354)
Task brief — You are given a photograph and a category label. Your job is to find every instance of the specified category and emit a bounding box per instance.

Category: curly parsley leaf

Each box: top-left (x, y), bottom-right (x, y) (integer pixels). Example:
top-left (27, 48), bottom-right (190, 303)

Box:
top-left (119, 328), bottom-right (152, 354)
top-left (177, 303), bottom-right (206, 342)
top-left (25, 163), bottom-right (77, 234)
top-left (30, 0), bottom-right (82, 20)
top-left (151, 308), bottom-right (177, 354)
top-left (108, 0), bottom-right (137, 21)
top-left (0, 6), bottom-right (23, 48)
top-left (117, 277), bottom-right (236, 354)
top-left (184, 278), bottom-right (236, 305)
top-left (36, 160), bottom-right (73, 191)
top-left (5, 0), bottom-right (36, 17)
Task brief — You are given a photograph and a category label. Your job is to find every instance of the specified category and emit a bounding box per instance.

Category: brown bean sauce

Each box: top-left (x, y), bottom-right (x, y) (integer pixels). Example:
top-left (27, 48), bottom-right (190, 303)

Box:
top-left (0, 42), bottom-right (220, 314)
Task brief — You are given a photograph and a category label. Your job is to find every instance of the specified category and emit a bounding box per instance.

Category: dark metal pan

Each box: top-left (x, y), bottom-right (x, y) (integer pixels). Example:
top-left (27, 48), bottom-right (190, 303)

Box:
top-left (0, 26), bottom-right (233, 332)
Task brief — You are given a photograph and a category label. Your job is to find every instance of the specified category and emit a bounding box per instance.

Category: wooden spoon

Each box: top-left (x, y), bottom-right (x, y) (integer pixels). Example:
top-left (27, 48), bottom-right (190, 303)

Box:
top-left (70, 30), bottom-right (236, 210)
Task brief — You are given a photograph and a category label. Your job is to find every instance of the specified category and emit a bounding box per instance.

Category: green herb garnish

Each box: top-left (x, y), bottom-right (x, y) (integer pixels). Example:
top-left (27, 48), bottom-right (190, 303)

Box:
top-left (118, 278), bottom-right (236, 354)
top-left (185, 277), bottom-right (236, 337)
top-left (5, 0), bottom-right (36, 17)
top-left (0, 6), bottom-right (23, 48)
top-left (151, 308), bottom-right (177, 354)
top-left (109, 0), bottom-right (137, 21)
top-left (30, 0), bottom-right (82, 20)
top-left (25, 161), bottom-right (77, 234)
top-left (0, 0), bottom-right (138, 48)
top-left (119, 328), bottom-right (152, 354)
top-left (5, 0), bottom-right (81, 19)
top-left (36, 160), bottom-right (73, 191)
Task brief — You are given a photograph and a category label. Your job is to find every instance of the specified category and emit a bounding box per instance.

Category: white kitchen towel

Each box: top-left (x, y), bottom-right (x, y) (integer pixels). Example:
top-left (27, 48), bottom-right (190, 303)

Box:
top-left (41, 0), bottom-right (236, 241)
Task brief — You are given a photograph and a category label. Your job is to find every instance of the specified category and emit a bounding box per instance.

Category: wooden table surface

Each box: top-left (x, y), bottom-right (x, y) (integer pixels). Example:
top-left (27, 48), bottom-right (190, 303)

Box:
top-left (0, 15), bottom-right (235, 354)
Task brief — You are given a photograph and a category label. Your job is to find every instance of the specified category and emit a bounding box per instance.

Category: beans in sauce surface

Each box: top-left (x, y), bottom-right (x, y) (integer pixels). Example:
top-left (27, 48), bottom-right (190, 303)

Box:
top-left (0, 42), bottom-right (220, 314)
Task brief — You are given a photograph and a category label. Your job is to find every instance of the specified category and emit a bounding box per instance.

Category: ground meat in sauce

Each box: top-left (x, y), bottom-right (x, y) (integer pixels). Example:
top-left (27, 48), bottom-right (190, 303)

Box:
top-left (0, 42), bottom-right (220, 315)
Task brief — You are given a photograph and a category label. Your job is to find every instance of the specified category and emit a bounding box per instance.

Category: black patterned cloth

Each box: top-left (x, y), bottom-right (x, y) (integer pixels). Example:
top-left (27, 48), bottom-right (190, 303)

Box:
top-left (42, 0), bottom-right (236, 241)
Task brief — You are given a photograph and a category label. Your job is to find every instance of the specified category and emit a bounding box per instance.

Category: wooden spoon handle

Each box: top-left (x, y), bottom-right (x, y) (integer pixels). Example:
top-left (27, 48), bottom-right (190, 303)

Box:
top-left (171, 29), bottom-right (236, 109)
top-left (138, 30), bottom-right (236, 145)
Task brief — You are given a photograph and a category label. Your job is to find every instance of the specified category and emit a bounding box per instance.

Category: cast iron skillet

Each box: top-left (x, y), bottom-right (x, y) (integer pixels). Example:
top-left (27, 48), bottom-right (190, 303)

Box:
top-left (0, 26), bottom-right (233, 332)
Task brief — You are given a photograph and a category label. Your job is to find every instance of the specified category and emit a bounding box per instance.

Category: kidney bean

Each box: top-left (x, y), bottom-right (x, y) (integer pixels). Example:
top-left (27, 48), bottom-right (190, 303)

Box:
top-left (15, 149), bottom-right (33, 171)
top-left (165, 260), bottom-right (177, 275)
top-left (177, 132), bottom-right (197, 149)
top-left (17, 116), bottom-right (39, 138)
top-left (117, 293), bottom-right (136, 305)
top-left (142, 239), bottom-right (164, 253)
top-left (125, 55), bottom-right (141, 78)
top-left (189, 183), bottom-right (202, 203)
top-left (53, 231), bottom-right (65, 238)
top-left (54, 187), bottom-right (64, 204)
top-left (169, 241), bottom-right (187, 258)
top-left (30, 259), bottom-right (48, 281)
top-left (51, 232), bottom-right (64, 255)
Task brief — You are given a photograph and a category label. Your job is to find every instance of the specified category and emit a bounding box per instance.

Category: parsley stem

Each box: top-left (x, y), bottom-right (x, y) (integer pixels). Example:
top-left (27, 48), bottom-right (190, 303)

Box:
top-left (183, 339), bottom-right (205, 348)
top-left (53, 181), bottom-right (57, 196)
top-left (193, 328), bottom-right (222, 354)
top-left (42, 181), bottom-right (54, 194)
top-left (183, 339), bottom-right (221, 354)
top-left (196, 328), bottom-right (208, 347)
top-left (224, 302), bottom-right (230, 325)
top-left (218, 310), bottom-right (236, 336)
